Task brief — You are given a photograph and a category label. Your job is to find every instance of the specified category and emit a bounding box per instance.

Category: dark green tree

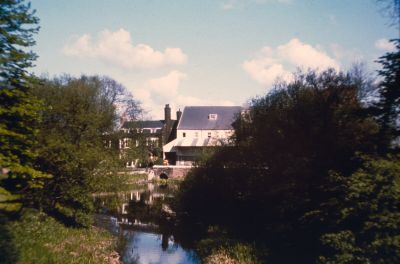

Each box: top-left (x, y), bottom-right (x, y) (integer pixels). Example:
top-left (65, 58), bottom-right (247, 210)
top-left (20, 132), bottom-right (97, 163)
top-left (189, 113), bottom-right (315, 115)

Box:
top-left (0, 0), bottom-right (47, 211)
top-left (373, 39), bottom-right (400, 151)
top-left (317, 155), bottom-right (400, 264)
top-left (176, 69), bottom-right (384, 263)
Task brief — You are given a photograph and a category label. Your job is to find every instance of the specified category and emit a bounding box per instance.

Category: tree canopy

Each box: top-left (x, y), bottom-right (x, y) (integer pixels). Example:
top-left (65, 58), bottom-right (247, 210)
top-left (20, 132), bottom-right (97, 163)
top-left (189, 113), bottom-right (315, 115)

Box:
top-left (176, 68), bottom-right (398, 263)
top-left (31, 75), bottom-right (140, 226)
top-left (0, 0), bottom-right (47, 212)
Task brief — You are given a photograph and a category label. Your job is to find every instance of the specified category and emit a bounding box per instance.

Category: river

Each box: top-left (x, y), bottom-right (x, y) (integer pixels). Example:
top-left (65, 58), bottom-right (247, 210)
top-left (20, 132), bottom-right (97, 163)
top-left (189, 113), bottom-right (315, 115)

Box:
top-left (93, 182), bottom-right (201, 264)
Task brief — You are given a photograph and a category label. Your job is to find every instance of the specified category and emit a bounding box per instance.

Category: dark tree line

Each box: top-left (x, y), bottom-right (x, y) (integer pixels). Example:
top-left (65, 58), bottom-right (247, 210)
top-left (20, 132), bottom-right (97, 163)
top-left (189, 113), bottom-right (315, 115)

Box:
top-left (175, 40), bottom-right (400, 263)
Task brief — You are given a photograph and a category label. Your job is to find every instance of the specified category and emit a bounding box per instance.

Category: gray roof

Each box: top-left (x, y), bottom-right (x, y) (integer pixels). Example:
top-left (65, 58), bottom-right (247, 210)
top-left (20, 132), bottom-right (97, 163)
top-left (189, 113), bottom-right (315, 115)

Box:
top-left (122, 120), bottom-right (164, 129)
top-left (178, 106), bottom-right (242, 130)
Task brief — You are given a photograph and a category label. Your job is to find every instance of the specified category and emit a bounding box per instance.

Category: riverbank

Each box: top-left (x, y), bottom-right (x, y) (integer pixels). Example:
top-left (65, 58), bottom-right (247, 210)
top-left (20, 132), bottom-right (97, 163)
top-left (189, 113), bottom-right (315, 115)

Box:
top-left (0, 209), bottom-right (120, 264)
top-left (197, 237), bottom-right (263, 264)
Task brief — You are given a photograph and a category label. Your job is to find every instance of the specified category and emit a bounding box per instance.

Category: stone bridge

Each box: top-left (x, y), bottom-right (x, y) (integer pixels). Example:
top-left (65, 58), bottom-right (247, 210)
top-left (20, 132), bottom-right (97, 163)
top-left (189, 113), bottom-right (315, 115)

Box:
top-left (150, 165), bottom-right (193, 180)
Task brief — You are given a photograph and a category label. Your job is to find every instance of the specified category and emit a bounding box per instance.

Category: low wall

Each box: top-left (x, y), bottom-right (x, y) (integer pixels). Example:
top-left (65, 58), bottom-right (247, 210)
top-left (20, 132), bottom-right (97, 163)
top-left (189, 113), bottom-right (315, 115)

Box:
top-left (151, 165), bottom-right (193, 179)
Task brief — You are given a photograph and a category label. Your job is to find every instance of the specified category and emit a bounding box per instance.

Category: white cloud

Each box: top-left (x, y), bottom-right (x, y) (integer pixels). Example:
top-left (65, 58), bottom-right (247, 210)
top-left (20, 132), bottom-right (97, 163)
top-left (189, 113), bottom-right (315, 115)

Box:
top-left (375, 38), bottom-right (396, 52)
top-left (243, 60), bottom-right (291, 86)
top-left (145, 70), bottom-right (187, 99)
top-left (277, 38), bottom-right (339, 70)
top-left (242, 38), bottom-right (339, 87)
top-left (63, 28), bottom-right (187, 69)
top-left (132, 71), bottom-right (235, 119)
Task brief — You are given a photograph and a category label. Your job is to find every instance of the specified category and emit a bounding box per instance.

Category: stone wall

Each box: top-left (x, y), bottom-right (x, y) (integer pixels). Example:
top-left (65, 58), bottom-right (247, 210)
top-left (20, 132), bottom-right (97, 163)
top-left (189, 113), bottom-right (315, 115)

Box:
top-left (152, 165), bottom-right (193, 179)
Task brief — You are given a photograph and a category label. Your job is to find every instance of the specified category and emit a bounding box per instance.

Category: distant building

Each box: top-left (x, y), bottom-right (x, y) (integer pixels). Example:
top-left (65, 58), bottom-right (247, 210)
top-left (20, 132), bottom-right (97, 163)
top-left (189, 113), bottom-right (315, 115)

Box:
top-left (120, 120), bottom-right (164, 149)
top-left (109, 104), bottom-right (181, 168)
top-left (163, 106), bottom-right (242, 166)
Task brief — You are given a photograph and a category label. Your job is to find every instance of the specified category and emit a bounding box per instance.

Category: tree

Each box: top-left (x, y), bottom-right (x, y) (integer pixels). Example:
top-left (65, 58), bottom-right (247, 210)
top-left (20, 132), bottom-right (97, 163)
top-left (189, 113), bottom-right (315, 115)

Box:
top-left (372, 39), bottom-right (400, 151)
top-left (32, 75), bottom-right (141, 226)
top-left (318, 156), bottom-right (400, 264)
top-left (0, 0), bottom-right (47, 212)
top-left (176, 69), bottom-right (384, 263)
top-left (377, 0), bottom-right (400, 28)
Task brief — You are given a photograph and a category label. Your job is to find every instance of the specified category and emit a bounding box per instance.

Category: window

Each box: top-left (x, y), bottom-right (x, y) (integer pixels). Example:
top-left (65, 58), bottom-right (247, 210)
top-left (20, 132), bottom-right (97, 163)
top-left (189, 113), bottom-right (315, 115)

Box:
top-left (208, 114), bottom-right (218, 120)
top-left (183, 132), bottom-right (186, 137)
top-left (208, 132), bottom-right (211, 138)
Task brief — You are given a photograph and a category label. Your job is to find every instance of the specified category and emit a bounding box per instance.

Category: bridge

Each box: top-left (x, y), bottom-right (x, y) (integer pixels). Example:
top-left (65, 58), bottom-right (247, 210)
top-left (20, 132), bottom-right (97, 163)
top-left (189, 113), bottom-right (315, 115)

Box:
top-left (150, 165), bottom-right (193, 180)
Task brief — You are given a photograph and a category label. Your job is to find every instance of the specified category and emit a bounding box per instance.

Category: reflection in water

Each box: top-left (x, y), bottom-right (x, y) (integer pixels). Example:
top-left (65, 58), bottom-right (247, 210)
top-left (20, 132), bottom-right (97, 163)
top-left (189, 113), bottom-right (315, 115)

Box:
top-left (122, 231), bottom-right (198, 264)
top-left (94, 183), bottom-right (200, 264)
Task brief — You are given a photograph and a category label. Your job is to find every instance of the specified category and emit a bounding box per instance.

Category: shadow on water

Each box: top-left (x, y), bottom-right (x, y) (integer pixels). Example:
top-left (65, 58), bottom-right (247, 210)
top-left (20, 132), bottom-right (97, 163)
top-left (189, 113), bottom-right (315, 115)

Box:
top-left (94, 182), bottom-right (201, 264)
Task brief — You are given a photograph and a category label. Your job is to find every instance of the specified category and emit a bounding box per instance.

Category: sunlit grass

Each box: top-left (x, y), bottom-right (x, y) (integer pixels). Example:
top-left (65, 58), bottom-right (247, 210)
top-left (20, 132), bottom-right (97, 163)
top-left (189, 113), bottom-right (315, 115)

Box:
top-left (2, 209), bottom-right (119, 264)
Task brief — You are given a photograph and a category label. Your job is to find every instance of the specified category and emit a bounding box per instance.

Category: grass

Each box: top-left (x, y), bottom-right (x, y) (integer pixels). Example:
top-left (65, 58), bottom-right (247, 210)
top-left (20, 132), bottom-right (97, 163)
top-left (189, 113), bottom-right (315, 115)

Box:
top-left (196, 237), bottom-right (264, 264)
top-left (194, 226), bottom-right (266, 264)
top-left (0, 209), bottom-right (119, 264)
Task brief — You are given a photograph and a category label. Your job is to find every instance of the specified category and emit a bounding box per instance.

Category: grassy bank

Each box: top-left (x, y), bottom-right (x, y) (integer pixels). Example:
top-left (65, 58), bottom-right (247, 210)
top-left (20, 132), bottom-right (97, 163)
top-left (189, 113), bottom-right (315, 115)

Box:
top-left (197, 237), bottom-right (263, 264)
top-left (193, 226), bottom-right (265, 264)
top-left (0, 209), bottom-right (119, 264)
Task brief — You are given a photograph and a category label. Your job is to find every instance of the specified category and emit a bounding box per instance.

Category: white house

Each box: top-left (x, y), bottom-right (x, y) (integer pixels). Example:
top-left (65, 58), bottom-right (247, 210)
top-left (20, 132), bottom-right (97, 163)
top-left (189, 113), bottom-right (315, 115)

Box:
top-left (163, 106), bottom-right (242, 165)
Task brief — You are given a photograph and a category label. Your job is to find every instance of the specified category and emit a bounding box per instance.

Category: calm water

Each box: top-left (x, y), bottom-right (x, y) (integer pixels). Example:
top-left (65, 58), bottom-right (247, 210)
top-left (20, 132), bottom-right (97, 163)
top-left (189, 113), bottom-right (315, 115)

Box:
top-left (94, 183), bottom-right (200, 264)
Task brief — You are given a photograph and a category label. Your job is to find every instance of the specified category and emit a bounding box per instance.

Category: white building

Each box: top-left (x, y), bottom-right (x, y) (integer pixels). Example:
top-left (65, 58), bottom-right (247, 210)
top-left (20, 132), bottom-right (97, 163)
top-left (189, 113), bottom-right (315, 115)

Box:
top-left (163, 106), bottom-right (242, 165)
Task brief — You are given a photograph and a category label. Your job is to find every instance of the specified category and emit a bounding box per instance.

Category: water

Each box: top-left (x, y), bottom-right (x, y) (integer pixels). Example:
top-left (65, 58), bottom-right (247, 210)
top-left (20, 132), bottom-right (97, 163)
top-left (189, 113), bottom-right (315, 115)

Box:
top-left (121, 231), bottom-right (198, 264)
top-left (94, 183), bottom-right (200, 264)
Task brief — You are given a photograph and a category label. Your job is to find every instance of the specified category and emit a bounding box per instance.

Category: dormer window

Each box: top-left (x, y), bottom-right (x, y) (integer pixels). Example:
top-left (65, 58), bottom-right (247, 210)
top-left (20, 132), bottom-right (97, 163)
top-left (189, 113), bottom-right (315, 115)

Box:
top-left (208, 114), bottom-right (218, 120)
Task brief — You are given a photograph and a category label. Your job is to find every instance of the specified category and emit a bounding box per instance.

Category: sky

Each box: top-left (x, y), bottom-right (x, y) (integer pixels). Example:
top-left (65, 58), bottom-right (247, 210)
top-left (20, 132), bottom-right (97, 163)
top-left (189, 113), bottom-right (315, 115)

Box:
top-left (31, 0), bottom-right (398, 119)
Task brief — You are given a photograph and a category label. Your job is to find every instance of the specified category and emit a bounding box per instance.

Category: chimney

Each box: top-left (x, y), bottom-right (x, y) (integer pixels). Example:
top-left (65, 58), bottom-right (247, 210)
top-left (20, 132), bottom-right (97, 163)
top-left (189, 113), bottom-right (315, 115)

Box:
top-left (164, 104), bottom-right (171, 122)
top-left (176, 109), bottom-right (182, 121)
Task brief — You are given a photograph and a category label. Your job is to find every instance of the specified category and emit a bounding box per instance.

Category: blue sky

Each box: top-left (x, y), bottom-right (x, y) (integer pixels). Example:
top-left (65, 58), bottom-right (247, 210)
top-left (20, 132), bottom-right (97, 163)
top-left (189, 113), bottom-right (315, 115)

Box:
top-left (31, 0), bottom-right (398, 118)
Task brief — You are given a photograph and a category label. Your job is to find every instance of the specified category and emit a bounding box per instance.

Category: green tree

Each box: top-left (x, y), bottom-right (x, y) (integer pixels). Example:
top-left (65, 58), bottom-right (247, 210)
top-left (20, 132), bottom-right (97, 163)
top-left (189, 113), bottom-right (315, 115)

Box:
top-left (372, 39), bottom-right (400, 152)
top-left (176, 69), bottom-right (384, 263)
top-left (318, 156), bottom-right (400, 264)
top-left (32, 75), bottom-right (138, 226)
top-left (0, 0), bottom-right (47, 211)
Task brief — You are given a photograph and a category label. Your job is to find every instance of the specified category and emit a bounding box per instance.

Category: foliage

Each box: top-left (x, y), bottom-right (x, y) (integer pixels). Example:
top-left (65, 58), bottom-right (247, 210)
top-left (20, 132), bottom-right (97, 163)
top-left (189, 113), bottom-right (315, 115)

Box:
top-left (197, 236), bottom-right (264, 264)
top-left (117, 126), bottom-right (163, 168)
top-left (31, 75), bottom-right (140, 226)
top-left (317, 156), bottom-right (400, 264)
top-left (377, 0), bottom-right (400, 28)
top-left (175, 69), bottom-right (395, 263)
top-left (0, 0), bottom-right (49, 212)
top-left (0, 209), bottom-right (119, 264)
top-left (371, 38), bottom-right (400, 152)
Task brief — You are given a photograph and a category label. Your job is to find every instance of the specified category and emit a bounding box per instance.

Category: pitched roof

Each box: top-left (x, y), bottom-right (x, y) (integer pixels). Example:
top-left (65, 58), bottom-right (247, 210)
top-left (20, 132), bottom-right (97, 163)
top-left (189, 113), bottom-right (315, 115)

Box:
top-left (178, 106), bottom-right (242, 130)
top-left (122, 120), bottom-right (164, 129)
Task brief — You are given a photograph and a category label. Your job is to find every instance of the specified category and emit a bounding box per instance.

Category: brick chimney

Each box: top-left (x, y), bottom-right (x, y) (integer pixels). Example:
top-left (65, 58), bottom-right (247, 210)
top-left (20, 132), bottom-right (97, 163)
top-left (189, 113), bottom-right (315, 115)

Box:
top-left (164, 104), bottom-right (171, 122)
top-left (176, 109), bottom-right (182, 121)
